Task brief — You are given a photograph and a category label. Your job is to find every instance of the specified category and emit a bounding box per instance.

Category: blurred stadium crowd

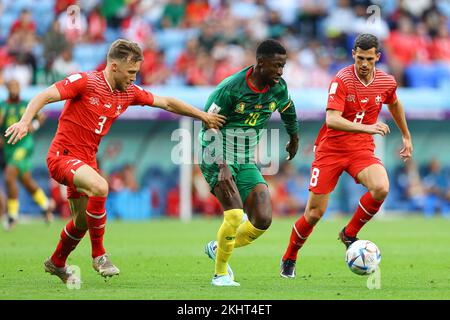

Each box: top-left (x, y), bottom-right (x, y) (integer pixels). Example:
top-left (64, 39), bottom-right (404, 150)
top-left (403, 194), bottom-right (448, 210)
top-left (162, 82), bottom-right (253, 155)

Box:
top-left (1, 0), bottom-right (450, 221)
top-left (1, 0), bottom-right (450, 88)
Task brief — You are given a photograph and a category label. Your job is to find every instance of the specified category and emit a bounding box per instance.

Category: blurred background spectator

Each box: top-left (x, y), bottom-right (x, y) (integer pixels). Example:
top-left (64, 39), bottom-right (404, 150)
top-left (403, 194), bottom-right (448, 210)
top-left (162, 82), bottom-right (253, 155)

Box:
top-left (422, 159), bottom-right (450, 217)
top-left (0, 0), bottom-right (449, 87)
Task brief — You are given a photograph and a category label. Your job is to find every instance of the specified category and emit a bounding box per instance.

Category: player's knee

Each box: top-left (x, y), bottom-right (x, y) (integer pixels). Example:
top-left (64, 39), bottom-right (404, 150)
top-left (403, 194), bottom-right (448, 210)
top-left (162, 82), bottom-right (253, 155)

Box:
top-left (306, 207), bottom-right (325, 225)
top-left (371, 184), bottom-right (389, 201)
top-left (254, 210), bottom-right (272, 230)
top-left (89, 178), bottom-right (109, 197)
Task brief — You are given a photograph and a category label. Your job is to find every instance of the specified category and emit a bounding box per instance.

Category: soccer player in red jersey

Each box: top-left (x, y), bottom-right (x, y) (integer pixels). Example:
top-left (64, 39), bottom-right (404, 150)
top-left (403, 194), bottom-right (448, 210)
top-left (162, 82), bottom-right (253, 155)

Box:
top-left (4, 39), bottom-right (226, 285)
top-left (279, 34), bottom-right (413, 278)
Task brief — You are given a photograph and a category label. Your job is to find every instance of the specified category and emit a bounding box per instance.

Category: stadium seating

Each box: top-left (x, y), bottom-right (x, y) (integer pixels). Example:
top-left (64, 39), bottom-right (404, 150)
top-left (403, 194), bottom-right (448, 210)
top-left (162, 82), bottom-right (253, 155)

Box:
top-left (73, 43), bottom-right (109, 72)
top-left (405, 63), bottom-right (450, 88)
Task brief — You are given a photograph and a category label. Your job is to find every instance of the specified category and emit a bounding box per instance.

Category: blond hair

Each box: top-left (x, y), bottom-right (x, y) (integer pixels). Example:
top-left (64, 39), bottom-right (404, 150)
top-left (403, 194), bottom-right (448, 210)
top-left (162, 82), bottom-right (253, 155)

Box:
top-left (107, 39), bottom-right (143, 63)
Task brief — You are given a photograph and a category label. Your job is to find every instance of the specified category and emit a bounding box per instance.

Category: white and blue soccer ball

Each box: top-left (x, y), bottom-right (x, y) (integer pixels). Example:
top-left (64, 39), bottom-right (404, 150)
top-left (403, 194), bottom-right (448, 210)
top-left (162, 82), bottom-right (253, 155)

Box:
top-left (345, 240), bottom-right (381, 275)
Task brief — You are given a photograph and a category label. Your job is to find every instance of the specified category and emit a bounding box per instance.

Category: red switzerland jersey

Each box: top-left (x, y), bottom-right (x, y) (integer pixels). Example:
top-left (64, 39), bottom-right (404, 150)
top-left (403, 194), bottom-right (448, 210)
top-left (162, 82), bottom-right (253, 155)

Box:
top-left (314, 65), bottom-right (397, 153)
top-left (51, 71), bottom-right (154, 162)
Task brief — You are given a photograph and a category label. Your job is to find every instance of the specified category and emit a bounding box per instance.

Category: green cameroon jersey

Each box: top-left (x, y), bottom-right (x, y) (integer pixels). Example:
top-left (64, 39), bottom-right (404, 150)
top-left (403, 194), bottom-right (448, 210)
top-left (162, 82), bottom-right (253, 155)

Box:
top-left (0, 100), bottom-right (34, 152)
top-left (199, 66), bottom-right (299, 163)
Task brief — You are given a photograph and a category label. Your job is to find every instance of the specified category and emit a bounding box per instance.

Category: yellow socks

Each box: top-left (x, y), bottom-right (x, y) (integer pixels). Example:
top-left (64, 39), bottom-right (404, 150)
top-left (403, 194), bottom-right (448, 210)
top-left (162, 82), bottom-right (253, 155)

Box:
top-left (32, 188), bottom-right (49, 211)
top-left (234, 220), bottom-right (266, 248)
top-left (215, 208), bottom-right (244, 276)
top-left (7, 198), bottom-right (19, 219)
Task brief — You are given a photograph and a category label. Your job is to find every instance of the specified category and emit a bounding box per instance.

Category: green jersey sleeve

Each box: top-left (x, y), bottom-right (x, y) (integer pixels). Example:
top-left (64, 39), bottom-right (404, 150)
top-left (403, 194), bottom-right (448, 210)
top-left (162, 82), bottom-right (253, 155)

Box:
top-left (204, 85), bottom-right (234, 116)
top-left (277, 84), bottom-right (299, 136)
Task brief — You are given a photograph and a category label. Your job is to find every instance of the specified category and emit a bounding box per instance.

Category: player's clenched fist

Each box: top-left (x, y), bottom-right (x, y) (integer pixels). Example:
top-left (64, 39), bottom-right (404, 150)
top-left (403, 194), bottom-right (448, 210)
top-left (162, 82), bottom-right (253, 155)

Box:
top-left (285, 134), bottom-right (299, 160)
top-left (365, 122), bottom-right (390, 136)
top-left (5, 120), bottom-right (30, 145)
top-left (202, 113), bottom-right (227, 129)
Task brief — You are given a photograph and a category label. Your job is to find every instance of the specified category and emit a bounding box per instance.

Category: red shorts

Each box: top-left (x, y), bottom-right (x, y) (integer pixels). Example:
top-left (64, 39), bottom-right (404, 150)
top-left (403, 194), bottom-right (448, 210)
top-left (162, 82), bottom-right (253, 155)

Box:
top-left (46, 146), bottom-right (98, 199)
top-left (309, 149), bottom-right (383, 194)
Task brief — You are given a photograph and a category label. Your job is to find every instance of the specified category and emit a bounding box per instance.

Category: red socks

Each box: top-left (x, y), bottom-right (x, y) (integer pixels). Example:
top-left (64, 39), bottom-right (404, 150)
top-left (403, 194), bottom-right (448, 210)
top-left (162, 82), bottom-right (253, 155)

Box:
top-left (282, 215), bottom-right (314, 261)
top-left (51, 220), bottom-right (87, 268)
top-left (345, 192), bottom-right (384, 237)
top-left (86, 196), bottom-right (107, 258)
top-left (281, 192), bottom-right (384, 262)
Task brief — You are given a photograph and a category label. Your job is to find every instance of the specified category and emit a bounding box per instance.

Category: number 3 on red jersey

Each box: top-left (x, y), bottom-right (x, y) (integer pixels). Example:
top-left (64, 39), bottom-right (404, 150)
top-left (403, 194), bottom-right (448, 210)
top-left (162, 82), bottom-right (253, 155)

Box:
top-left (310, 168), bottom-right (320, 187)
top-left (95, 116), bottom-right (107, 134)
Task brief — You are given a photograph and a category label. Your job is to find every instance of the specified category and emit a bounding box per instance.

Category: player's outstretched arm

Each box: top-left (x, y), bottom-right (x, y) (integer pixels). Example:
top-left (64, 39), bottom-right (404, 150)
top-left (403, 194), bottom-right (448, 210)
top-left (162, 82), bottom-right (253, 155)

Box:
top-left (326, 109), bottom-right (390, 136)
top-left (387, 99), bottom-right (413, 161)
top-left (151, 95), bottom-right (226, 129)
top-left (5, 85), bottom-right (61, 145)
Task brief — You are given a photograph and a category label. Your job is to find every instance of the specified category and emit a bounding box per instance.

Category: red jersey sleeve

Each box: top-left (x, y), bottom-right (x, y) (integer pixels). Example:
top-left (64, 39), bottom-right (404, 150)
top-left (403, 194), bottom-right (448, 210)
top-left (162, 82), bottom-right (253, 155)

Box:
top-left (132, 84), bottom-right (154, 106)
top-left (54, 73), bottom-right (88, 100)
top-left (384, 78), bottom-right (398, 104)
top-left (326, 77), bottom-right (347, 112)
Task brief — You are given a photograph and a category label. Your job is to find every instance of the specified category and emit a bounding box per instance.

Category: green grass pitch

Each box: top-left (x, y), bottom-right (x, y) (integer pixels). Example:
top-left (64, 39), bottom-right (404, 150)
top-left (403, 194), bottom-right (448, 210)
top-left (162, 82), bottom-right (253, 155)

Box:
top-left (0, 216), bottom-right (449, 300)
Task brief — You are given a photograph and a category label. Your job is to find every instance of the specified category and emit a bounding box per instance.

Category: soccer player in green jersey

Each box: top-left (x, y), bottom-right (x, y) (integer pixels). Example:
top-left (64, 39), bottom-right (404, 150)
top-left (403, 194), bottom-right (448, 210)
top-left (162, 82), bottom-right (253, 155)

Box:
top-left (0, 79), bottom-right (53, 230)
top-left (200, 39), bottom-right (300, 286)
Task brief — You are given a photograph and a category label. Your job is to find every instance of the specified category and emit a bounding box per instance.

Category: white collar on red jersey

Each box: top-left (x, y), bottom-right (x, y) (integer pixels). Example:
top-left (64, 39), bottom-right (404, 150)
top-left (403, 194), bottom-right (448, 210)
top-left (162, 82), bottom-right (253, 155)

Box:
top-left (353, 65), bottom-right (376, 87)
top-left (102, 70), bottom-right (114, 92)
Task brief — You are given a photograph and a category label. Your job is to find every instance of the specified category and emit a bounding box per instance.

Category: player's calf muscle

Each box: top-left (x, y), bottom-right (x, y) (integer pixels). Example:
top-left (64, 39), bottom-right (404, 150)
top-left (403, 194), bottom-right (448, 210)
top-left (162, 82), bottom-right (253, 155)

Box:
top-left (69, 198), bottom-right (88, 230)
top-left (247, 188), bottom-right (272, 229)
top-left (305, 207), bottom-right (325, 225)
top-left (304, 193), bottom-right (329, 225)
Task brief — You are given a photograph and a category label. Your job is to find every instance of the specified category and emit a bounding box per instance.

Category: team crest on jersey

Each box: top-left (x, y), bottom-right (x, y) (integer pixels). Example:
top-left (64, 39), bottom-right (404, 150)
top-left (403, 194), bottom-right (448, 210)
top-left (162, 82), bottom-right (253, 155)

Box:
top-left (115, 105), bottom-right (122, 115)
top-left (269, 102), bottom-right (277, 112)
top-left (375, 95), bottom-right (382, 105)
top-left (235, 102), bottom-right (245, 114)
top-left (346, 95), bottom-right (356, 103)
top-left (89, 97), bottom-right (99, 106)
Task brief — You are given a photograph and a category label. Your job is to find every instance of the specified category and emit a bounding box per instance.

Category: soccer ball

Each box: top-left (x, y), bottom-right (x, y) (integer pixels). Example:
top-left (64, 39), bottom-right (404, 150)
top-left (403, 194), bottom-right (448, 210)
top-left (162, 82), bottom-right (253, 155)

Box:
top-left (345, 240), bottom-right (381, 275)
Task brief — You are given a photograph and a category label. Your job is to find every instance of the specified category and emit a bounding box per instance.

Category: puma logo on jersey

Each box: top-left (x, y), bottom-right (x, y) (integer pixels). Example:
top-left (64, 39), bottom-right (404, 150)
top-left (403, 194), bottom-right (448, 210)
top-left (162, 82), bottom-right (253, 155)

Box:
top-left (360, 97), bottom-right (369, 104)
top-left (104, 103), bottom-right (112, 109)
